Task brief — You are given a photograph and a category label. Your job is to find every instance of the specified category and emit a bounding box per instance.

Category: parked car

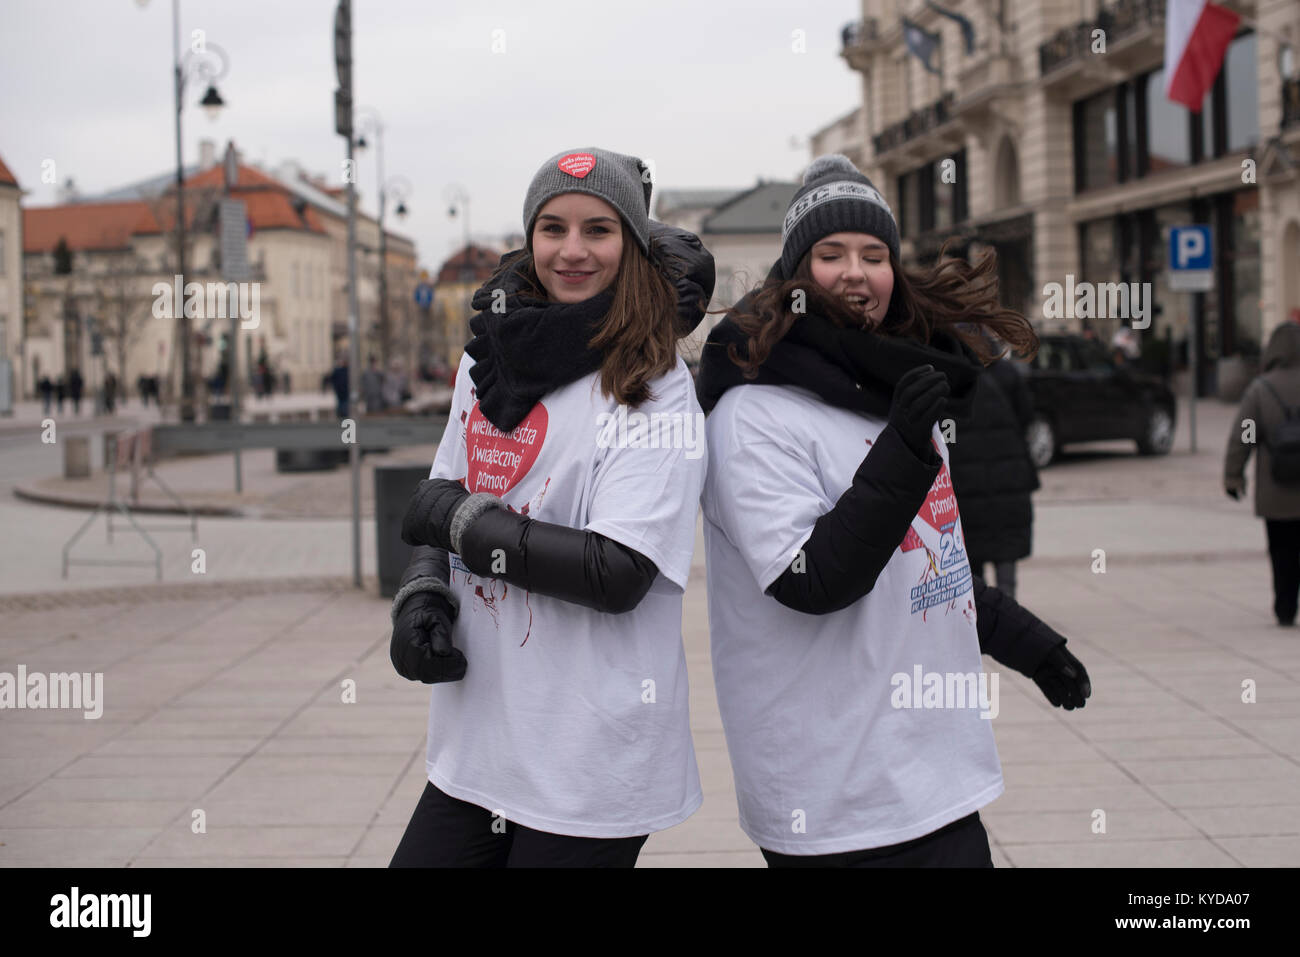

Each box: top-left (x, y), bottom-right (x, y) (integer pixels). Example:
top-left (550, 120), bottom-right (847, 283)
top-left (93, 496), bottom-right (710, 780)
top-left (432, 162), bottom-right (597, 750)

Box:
top-left (1017, 334), bottom-right (1176, 468)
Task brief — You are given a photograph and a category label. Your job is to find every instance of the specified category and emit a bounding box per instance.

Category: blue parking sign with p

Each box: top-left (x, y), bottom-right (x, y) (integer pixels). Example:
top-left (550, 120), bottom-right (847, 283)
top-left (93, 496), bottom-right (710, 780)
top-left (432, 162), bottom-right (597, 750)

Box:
top-left (1170, 226), bottom-right (1212, 271)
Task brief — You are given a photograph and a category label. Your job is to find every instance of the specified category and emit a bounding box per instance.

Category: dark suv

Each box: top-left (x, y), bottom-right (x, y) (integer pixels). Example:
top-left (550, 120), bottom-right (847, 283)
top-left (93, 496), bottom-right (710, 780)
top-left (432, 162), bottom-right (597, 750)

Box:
top-left (1018, 334), bottom-right (1176, 467)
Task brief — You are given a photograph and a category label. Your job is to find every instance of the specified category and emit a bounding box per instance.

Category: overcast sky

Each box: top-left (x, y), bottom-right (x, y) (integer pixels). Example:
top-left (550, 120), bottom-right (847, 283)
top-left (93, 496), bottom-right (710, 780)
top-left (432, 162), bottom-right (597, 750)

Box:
top-left (1, 0), bottom-right (862, 269)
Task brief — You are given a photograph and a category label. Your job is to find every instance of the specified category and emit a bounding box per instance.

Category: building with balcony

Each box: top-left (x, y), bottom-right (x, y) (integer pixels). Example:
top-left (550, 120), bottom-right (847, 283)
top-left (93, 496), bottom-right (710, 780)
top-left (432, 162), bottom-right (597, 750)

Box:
top-left (836, 0), bottom-right (1299, 397)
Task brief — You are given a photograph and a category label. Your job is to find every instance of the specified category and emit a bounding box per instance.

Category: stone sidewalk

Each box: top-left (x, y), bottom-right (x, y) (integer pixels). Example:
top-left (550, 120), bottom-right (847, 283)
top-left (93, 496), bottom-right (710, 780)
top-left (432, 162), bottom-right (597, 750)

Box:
top-left (1, 552), bottom-right (1297, 868)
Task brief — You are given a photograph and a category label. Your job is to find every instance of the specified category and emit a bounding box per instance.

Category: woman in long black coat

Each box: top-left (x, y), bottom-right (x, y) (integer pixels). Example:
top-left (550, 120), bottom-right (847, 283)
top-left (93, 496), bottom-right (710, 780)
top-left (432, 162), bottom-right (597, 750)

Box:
top-left (947, 353), bottom-right (1040, 601)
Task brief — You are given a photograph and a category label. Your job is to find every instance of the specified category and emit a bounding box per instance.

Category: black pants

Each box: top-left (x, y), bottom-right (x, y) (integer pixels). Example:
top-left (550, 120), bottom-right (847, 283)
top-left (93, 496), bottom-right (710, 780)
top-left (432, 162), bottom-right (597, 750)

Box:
top-left (760, 811), bottom-right (994, 868)
top-left (968, 558), bottom-right (1017, 601)
top-left (1265, 518), bottom-right (1300, 624)
top-left (389, 780), bottom-right (648, 868)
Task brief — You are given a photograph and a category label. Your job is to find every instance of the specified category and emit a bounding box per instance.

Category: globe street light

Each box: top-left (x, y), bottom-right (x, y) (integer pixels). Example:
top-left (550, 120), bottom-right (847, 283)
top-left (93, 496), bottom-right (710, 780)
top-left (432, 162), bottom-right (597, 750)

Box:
top-left (444, 184), bottom-right (471, 254)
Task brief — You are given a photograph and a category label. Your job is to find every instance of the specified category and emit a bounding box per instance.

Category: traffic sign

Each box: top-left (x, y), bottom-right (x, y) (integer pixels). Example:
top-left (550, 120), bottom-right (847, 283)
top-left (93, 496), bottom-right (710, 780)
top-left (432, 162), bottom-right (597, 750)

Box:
top-left (334, 0), bottom-right (352, 138)
top-left (414, 283), bottom-right (434, 308)
top-left (1168, 225), bottom-right (1214, 292)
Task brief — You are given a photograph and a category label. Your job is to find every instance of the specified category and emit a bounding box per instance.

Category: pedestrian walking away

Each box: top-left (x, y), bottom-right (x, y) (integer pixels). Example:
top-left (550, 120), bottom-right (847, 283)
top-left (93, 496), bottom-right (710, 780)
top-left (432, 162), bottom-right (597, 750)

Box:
top-left (361, 356), bottom-right (385, 414)
top-left (1224, 321), bottom-right (1300, 626)
top-left (696, 154), bottom-right (1092, 867)
top-left (388, 146), bottom-right (716, 868)
top-left (104, 371), bottom-right (118, 414)
top-left (68, 368), bottom-right (83, 415)
top-left (329, 353), bottom-right (350, 419)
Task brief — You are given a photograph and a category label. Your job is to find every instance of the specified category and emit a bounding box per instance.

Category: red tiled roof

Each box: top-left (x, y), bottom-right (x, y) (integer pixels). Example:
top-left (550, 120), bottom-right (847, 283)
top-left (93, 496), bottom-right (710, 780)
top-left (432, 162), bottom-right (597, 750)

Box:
top-left (183, 163), bottom-right (325, 233)
top-left (23, 201), bottom-right (162, 253)
top-left (0, 153), bottom-right (17, 188)
top-left (185, 164), bottom-right (282, 191)
top-left (24, 161), bottom-right (330, 254)
top-left (437, 244), bottom-right (502, 283)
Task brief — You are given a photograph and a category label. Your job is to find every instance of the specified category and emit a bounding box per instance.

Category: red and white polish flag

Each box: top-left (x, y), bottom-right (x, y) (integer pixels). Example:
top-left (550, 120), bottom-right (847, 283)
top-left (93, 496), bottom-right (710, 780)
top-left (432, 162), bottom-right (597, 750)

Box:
top-left (1164, 0), bottom-right (1241, 112)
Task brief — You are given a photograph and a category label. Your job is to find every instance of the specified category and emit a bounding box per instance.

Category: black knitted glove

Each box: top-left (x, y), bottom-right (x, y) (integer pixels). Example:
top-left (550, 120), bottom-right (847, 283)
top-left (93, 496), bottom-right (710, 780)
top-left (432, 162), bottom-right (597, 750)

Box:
top-left (391, 589), bottom-right (466, 683)
top-left (1032, 645), bottom-right (1091, 710)
top-left (400, 479), bottom-right (504, 554)
top-left (888, 364), bottom-right (949, 462)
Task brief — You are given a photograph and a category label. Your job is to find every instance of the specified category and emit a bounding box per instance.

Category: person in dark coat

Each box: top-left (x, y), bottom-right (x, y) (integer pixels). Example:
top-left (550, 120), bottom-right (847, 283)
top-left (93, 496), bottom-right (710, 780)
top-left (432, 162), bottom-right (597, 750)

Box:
top-left (55, 375), bottom-right (66, 414)
top-left (948, 355), bottom-right (1040, 600)
top-left (330, 354), bottom-right (349, 418)
top-left (68, 368), bottom-right (84, 415)
top-left (1225, 321), bottom-right (1300, 625)
top-left (38, 375), bottom-right (53, 415)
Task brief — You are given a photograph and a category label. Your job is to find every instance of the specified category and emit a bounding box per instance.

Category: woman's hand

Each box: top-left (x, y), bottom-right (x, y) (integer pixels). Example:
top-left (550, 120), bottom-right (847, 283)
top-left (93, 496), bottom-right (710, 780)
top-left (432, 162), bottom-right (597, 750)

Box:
top-left (888, 364), bottom-right (949, 461)
top-left (1031, 645), bottom-right (1091, 710)
top-left (391, 590), bottom-right (466, 683)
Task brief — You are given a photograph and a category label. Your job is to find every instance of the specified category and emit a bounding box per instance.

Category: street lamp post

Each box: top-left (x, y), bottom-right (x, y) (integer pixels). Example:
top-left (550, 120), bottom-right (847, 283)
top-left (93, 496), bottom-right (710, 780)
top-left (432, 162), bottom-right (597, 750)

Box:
top-left (140, 0), bottom-right (229, 422)
top-left (355, 110), bottom-right (412, 368)
top-left (445, 185), bottom-right (471, 258)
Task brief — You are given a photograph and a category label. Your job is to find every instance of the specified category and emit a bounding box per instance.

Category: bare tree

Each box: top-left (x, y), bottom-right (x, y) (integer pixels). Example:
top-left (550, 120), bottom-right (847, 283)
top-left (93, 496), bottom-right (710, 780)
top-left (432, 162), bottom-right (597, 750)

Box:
top-left (94, 251), bottom-right (152, 384)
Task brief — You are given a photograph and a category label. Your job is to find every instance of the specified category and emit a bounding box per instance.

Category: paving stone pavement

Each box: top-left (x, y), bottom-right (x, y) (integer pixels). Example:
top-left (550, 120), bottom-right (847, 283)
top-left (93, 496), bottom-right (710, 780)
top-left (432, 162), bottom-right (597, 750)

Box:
top-left (1, 394), bottom-right (1297, 866)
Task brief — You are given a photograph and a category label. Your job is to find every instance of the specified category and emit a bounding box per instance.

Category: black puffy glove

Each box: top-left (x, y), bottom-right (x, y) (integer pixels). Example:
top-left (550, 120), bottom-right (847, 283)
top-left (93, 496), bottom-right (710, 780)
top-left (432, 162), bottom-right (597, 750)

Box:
top-left (401, 479), bottom-right (471, 552)
top-left (390, 588), bottom-right (466, 683)
top-left (888, 364), bottom-right (950, 462)
top-left (1032, 645), bottom-right (1091, 710)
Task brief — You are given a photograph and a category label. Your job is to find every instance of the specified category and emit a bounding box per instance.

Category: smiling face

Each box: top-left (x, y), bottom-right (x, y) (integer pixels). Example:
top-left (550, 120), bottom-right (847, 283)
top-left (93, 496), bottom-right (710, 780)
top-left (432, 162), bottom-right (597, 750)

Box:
top-left (530, 193), bottom-right (625, 303)
top-left (807, 232), bottom-right (895, 327)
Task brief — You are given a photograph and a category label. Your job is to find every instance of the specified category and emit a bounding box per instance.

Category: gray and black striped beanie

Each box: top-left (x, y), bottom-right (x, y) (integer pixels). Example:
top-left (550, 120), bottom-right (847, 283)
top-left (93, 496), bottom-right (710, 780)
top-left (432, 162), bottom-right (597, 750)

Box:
top-left (780, 154), bottom-right (900, 278)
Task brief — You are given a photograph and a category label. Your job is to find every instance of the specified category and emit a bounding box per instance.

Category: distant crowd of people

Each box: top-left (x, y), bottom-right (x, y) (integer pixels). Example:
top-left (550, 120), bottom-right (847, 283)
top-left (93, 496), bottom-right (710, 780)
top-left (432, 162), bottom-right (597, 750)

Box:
top-left (324, 354), bottom-right (446, 419)
top-left (34, 353), bottom-right (453, 419)
top-left (36, 369), bottom-right (163, 416)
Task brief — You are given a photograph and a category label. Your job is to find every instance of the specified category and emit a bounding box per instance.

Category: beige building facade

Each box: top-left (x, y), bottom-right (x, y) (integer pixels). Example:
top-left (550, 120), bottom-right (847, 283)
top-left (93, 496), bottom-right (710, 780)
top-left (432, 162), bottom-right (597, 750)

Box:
top-left (825, 0), bottom-right (1299, 397)
top-left (17, 144), bottom-right (421, 405)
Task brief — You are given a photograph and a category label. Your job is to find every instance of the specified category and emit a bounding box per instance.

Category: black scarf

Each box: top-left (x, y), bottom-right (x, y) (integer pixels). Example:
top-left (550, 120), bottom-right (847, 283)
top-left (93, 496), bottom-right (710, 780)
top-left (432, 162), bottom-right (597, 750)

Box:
top-left (697, 290), bottom-right (982, 421)
top-left (465, 251), bottom-right (612, 433)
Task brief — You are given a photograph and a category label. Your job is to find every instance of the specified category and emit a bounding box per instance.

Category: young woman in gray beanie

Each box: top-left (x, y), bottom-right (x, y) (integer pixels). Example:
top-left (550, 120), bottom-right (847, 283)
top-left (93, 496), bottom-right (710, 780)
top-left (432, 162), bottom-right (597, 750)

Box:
top-left (696, 154), bottom-right (1092, 866)
top-left (387, 148), bottom-right (715, 867)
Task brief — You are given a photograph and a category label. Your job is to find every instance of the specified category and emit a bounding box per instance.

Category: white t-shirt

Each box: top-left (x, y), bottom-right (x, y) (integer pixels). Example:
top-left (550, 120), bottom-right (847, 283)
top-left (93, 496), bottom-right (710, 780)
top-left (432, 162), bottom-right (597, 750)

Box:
top-left (701, 383), bottom-right (1003, 855)
top-left (423, 352), bottom-right (706, 838)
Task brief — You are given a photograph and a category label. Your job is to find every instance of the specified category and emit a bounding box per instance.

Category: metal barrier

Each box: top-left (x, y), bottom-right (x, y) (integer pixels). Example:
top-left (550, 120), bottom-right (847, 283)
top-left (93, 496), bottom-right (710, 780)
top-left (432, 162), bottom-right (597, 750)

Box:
top-left (148, 416), bottom-right (448, 454)
top-left (60, 417), bottom-right (448, 581)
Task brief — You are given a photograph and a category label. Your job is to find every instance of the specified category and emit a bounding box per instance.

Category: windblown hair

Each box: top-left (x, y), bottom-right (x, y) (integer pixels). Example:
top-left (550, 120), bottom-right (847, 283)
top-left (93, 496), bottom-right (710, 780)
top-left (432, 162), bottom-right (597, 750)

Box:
top-left (484, 233), bottom-right (680, 406)
top-left (725, 240), bottom-right (1038, 377)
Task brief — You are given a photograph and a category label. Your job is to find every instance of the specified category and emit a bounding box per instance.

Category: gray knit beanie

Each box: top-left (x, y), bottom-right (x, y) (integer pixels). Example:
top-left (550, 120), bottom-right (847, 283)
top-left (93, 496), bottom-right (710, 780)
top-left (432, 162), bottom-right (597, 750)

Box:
top-left (522, 148), bottom-right (653, 255)
top-left (780, 154), bottom-right (900, 278)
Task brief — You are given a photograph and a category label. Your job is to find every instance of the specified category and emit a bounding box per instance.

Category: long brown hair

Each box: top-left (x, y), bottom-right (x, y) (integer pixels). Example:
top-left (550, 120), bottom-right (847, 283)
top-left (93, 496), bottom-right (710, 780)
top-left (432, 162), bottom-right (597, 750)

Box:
top-left (725, 240), bottom-right (1038, 377)
top-left (484, 233), bottom-right (680, 406)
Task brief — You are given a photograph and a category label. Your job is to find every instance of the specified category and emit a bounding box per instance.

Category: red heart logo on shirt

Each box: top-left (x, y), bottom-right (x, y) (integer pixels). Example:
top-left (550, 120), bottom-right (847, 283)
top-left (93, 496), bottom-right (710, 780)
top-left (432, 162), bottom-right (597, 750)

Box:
top-left (465, 401), bottom-right (548, 496)
top-left (557, 153), bottom-right (596, 178)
